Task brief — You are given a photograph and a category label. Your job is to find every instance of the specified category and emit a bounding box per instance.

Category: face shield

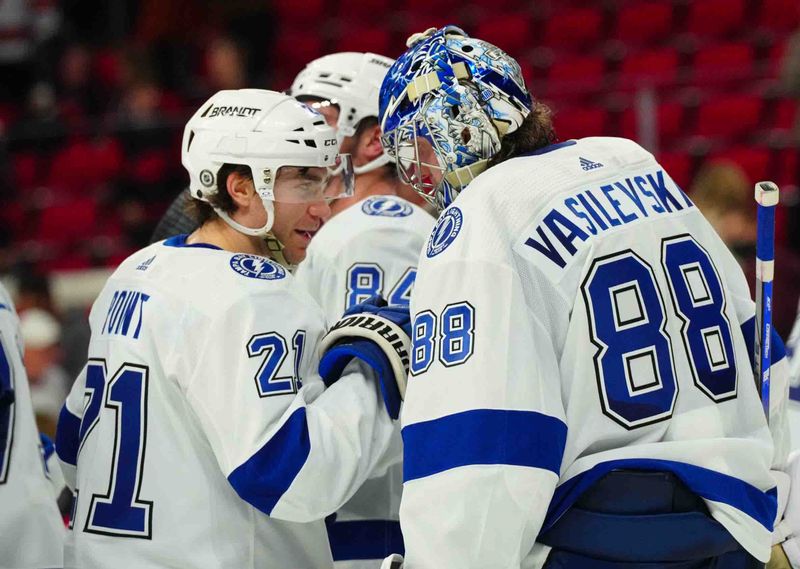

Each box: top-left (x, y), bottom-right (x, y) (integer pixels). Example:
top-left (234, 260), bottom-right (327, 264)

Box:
top-left (272, 154), bottom-right (355, 204)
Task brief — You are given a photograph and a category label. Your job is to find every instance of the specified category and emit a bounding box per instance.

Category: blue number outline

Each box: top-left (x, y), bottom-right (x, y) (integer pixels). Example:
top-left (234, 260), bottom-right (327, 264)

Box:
top-left (84, 363), bottom-right (153, 539)
top-left (410, 310), bottom-right (437, 376)
top-left (388, 267), bottom-right (417, 306)
top-left (661, 234), bottom-right (738, 402)
top-left (0, 330), bottom-right (15, 484)
top-left (438, 302), bottom-right (476, 368)
top-left (247, 333), bottom-right (297, 397)
top-left (345, 263), bottom-right (385, 308)
top-left (79, 359), bottom-right (107, 457)
top-left (292, 330), bottom-right (307, 390)
top-left (581, 250), bottom-right (679, 430)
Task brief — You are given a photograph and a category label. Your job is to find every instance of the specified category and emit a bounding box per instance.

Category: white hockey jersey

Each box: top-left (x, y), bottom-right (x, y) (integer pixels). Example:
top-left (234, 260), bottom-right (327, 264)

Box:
top-left (55, 234), bottom-right (397, 569)
top-left (295, 195), bottom-right (434, 326)
top-left (0, 283), bottom-right (65, 569)
top-left (400, 138), bottom-right (790, 568)
top-left (295, 195), bottom-right (433, 568)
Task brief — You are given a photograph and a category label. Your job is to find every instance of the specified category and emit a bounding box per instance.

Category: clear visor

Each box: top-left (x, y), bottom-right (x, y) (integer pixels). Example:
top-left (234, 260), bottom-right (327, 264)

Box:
top-left (273, 154), bottom-right (355, 204)
top-left (384, 119), bottom-right (447, 206)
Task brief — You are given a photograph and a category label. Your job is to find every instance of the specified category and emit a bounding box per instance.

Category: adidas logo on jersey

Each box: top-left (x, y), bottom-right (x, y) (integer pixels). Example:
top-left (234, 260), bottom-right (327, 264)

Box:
top-left (136, 256), bottom-right (155, 271)
top-left (580, 157), bottom-right (603, 171)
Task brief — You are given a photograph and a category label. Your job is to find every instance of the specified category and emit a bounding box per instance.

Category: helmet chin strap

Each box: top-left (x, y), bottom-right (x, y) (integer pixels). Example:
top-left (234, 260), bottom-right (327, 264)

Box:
top-left (353, 153), bottom-right (392, 175)
top-left (213, 199), bottom-right (296, 271)
top-left (213, 197), bottom-right (275, 237)
top-left (264, 233), bottom-right (294, 271)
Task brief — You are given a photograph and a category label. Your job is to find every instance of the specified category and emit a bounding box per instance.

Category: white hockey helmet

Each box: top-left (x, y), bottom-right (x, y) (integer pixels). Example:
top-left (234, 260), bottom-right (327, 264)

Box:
top-left (182, 88), bottom-right (354, 237)
top-left (290, 52), bottom-right (395, 174)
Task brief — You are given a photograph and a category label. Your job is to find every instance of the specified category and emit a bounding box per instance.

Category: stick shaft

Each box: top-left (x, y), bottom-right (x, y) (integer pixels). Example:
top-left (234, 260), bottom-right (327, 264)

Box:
top-left (754, 181), bottom-right (779, 423)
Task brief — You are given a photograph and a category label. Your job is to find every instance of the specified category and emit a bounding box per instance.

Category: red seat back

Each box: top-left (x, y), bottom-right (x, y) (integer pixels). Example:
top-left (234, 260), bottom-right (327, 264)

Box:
top-left (612, 2), bottom-right (674, 47)
top-left (695, 95), bottom-right (763, 139)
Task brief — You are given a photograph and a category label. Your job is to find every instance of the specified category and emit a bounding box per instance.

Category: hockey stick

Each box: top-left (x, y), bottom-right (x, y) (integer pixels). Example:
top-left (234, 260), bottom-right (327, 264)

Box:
top-left (754, 181), bottom-right (780, 423)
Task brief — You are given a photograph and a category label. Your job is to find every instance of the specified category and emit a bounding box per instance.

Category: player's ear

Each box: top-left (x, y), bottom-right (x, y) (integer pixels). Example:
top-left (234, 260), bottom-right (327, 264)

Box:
top-left (360, 124), bottom-right (384, 162)
top-left (226, 170), bottom-right (256, 209)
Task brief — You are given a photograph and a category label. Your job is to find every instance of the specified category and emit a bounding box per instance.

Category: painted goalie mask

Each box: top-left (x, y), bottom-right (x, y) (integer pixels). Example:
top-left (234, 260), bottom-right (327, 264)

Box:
top-left (378, 25), bottom-right (532, 210)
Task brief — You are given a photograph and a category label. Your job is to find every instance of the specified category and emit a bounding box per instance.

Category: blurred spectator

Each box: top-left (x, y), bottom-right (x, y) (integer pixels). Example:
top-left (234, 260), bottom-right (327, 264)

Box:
top-left (691, 162), bottom-right (755, 258)
top-left (56, 42), bottom-right (104, 123)
top-left (19, 308), bottom-right (68, 438)
top-left (14, 269), bottom-right (55, 314)
top-left (0, 0), bottom-right (59, 102)
top-left (692, 160), bottom-right (800, 338)
top-left (205, 36), bottom-right (248, 92)
top-left (115, 46), bottom-right (161, 126)
top-left (8, 81), bottom-right (66, 152)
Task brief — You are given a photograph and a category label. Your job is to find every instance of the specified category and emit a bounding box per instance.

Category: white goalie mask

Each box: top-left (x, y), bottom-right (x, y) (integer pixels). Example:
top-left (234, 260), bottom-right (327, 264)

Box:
top-left (182, 89), bottom-right (354, 237)
top-left (290, 52), bottom-right (396, 175)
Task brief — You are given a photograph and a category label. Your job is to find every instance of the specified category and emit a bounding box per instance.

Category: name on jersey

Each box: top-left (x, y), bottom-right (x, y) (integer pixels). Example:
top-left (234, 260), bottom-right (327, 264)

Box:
top-left (102, 289), bottom-right (150, 339)
top-left (524, 169), bottom-right (694, 269)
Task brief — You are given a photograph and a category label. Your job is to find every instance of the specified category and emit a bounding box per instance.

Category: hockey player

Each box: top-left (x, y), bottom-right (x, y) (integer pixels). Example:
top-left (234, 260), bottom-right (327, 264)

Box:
top-left (54, 89), bottom-right (411, 569)
top-left (291, 53), bottom-right (435, 568)
top-left (376, 27), bottom-right (790, 568)
top-left (0, 282), bottom-right (65, 568)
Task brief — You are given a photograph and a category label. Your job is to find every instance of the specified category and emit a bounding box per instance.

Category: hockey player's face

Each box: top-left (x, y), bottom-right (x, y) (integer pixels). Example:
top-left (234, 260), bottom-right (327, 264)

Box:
top-left (270, 167), bottom-right (332, 263)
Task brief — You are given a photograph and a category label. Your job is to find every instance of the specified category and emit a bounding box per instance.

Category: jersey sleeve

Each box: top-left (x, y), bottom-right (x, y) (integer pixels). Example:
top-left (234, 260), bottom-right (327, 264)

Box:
top-left (400, 251), bottom-right (568, 568)
top-left (55, 363), bottom-right (87, 491)
top-left (178, 290), bottom-right (398, 523)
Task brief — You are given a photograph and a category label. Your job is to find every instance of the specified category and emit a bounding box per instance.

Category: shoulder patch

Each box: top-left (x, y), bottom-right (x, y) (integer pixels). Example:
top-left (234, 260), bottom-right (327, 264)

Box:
top-left (361, 196), bottom-right (413, 217)
top-left (427, 207), bottom-right (463, 258)
top-left (230, 254), bottom-right (286, 280)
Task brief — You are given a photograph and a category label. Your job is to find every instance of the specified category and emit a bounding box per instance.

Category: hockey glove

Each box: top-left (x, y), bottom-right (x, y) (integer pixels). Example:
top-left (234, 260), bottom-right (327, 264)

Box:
top-left (318, 296), bottom-right (411, 419)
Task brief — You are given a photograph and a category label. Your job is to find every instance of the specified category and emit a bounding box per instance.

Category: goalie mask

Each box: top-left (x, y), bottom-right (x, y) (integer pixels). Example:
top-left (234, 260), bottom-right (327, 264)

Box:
top-left (182, 89), bottom-right (354, 238)
top-left (378, 26), bottom-right (531, 210)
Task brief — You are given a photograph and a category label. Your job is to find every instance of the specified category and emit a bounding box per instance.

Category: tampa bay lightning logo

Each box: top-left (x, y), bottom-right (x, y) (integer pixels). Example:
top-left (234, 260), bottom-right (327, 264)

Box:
top-left (427, 207), bottom-right (463, 257)
top-left (362, 196), bottom-right (413, 217)
top-left (229, 254), bottom-right (286, 280)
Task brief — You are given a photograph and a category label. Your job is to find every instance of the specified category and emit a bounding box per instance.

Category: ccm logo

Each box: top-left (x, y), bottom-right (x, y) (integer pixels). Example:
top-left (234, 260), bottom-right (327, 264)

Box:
top-left (324, 139), bottom-right (337, 146)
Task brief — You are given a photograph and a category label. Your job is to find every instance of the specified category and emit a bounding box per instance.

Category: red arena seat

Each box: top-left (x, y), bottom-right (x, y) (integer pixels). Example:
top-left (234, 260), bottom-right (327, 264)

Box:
top-left (617, 48), bottom-right (680, 90)
top-left (475, 14), bottom-right (531, 56)
top-left (695, 95), bottom-right (763, 140)
top-left (275, 0), bottom-right (326, 25)
top-left (711, 146), bottom-right (771, 184)
top-left (542, 7), bottom-right (604, 51)
top-left (546, 54), bottom-right (607, 96)
top-left (621, 102), bottom-right (684, 148)
top-left (657, 152), bottom-right (692, 190)
top-left (685, 0), bottom-right (747, 39)
top-left (612, 2), bottom-right (675, 47)
top-left (553, 106), bottom-right (608, 139)
top-left (333, 28), bottom-right (392, 55)
top-left (758, 0), bottom-right (800, 33)
top-left (692, 42), bottom-right (755, 85)
top-left (335, 0), bottom-right (393, 24)
top-left (35, 198), bottom-right (98, 244)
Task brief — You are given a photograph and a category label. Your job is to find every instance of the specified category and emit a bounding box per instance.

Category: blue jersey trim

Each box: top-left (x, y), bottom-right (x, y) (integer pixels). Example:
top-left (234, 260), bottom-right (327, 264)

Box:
top-left (545, 458), bottom-right (777, 533)
top-left (40, 433), bottom-right (55, 462)
top-left (328, 519), bottom-right (404, 561)
top-left (162, 234), bottom-right (222, 250)
top-left (55, 404), bottom-right (81, 466)
top-left (227, 407), bottom-right (311, 515)
top-left (740, 315), bottom-right (786, 367)
top-left (402, 409), bottom-right (567, 482)
top-left (521, 140), bottom-right (577, 157)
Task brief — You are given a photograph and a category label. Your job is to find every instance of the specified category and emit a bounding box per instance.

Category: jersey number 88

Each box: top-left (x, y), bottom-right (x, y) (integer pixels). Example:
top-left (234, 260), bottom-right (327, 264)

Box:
top-left (582, 235), bottom-right (737, 429)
